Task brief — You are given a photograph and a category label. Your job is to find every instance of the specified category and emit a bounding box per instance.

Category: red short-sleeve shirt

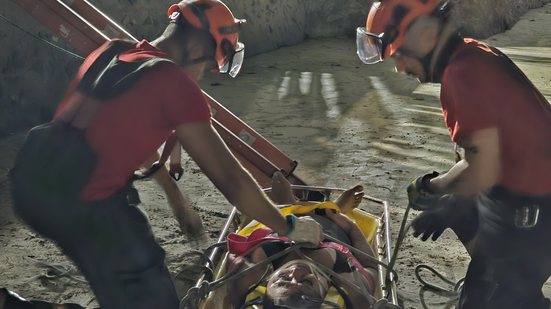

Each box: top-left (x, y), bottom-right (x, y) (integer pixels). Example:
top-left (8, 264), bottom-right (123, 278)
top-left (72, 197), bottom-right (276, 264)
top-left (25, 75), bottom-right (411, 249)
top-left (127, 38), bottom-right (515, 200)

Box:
top-left (54, 40), bottom-right (211, 201)
top-left (440, 38), bottom-right (551, 195)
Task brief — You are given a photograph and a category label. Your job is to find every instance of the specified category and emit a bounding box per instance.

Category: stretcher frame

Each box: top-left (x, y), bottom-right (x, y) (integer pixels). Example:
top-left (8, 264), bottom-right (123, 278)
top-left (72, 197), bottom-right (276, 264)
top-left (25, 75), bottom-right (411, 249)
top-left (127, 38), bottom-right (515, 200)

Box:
top-left (193, 185), bottom-right (399, 308)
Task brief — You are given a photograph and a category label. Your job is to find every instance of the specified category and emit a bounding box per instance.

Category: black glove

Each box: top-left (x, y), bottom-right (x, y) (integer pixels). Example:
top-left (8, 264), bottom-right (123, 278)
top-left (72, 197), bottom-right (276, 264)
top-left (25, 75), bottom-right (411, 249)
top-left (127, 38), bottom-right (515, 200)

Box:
top-left (411, 195), bottom-right (458, 241)
top-left (407, 172), bottom-right (442, 211)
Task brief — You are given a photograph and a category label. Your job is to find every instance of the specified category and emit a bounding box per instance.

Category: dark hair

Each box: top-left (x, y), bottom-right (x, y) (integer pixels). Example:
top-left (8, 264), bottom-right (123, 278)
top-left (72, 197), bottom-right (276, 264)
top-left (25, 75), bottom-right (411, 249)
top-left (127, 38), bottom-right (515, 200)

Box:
top-left (162, 22), bottom-right (216, 60)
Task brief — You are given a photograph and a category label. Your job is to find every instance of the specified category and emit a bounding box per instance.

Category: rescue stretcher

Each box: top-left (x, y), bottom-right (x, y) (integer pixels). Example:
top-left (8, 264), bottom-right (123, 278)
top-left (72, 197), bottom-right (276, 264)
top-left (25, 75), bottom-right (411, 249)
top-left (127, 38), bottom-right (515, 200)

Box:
top-left (181, 185), bottom-right (399, 309)
top-left (8, 1), bottom-right (401, 308)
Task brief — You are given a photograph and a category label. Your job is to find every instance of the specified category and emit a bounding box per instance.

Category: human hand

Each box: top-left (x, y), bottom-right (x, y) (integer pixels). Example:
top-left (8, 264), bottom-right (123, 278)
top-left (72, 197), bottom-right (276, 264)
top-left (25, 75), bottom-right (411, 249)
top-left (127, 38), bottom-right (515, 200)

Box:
top-left (411, 195), bottom-right (457, 241)
top-left (407, 172), bottom-right (442, 211)
top-left (286, 215), bottom-right (323, 245)
top-left (173, 205), bottom-right (203, 236)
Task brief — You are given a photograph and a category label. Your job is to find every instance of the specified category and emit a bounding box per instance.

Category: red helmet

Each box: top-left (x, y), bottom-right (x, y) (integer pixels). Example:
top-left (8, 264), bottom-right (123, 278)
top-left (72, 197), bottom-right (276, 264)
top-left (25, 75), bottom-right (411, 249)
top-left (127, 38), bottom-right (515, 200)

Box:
top-left (168, 0), bottom-right (246, 77)
top-left (357, 0), bottom-right (446, 64)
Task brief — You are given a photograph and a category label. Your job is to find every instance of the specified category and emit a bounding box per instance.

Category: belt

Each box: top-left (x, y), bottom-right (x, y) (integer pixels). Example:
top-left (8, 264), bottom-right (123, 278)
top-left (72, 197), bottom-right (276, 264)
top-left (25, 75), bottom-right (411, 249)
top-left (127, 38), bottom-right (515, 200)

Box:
top-left (488, 186), bottom-right (551, 207)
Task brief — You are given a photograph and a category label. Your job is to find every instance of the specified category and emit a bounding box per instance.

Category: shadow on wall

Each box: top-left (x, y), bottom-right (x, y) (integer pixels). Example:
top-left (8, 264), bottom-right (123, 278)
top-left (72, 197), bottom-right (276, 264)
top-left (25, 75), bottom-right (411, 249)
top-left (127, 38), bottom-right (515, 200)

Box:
top-left (198, 38), bottom-right (441, 177)
top-left (0, 0), bottom-right (549, 136)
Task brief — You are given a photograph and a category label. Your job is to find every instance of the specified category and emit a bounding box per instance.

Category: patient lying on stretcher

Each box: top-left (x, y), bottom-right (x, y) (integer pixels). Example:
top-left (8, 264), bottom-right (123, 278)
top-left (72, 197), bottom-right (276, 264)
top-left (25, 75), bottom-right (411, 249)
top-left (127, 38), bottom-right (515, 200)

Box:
top-left (227, 172), bottom-right (399, 309)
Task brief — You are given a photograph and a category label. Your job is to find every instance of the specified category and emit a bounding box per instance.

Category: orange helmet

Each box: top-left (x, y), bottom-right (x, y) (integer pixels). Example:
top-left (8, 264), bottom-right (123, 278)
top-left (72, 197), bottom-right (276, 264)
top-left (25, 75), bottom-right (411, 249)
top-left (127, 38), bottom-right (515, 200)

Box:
top-left (357, 0), bottom-right (447, 64)
top-left (168, 0), bottom-right (246, 77)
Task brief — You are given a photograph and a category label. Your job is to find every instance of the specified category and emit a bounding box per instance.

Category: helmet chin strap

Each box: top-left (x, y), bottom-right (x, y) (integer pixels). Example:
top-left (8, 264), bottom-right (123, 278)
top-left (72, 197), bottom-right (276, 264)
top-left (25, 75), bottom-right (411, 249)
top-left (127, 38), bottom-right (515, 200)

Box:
top-left (421, 21), bottom-right (462, 83)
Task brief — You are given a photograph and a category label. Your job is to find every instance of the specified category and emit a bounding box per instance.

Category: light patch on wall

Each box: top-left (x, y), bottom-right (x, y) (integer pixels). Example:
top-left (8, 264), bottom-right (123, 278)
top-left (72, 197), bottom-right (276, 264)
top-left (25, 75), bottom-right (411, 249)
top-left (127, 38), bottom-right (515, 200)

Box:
top-left (277, 71), bottom-right (292, 100)
top-left (321, 73), bottom-right (340, 119)
top-left (299, 71), bottom-right (312, 95)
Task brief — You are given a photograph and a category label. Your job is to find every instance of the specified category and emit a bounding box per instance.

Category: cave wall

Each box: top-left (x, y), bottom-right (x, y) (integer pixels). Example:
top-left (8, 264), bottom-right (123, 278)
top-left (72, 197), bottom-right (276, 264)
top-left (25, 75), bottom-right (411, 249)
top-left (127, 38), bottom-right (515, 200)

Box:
top-left (0, 0), bottom-right (549, 135)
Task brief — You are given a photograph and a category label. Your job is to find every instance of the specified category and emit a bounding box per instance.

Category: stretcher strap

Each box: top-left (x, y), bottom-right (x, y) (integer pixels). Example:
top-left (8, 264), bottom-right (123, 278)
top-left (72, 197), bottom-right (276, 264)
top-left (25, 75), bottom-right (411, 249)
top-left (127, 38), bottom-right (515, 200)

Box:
top-left (169, 141), bottom-right (183, 180)
top-left (133, 132), bottom-right (177, 180)
top-left (319, 242), bottom-right (376, 294)
top-left (227, 227), bottom-right (289, 256)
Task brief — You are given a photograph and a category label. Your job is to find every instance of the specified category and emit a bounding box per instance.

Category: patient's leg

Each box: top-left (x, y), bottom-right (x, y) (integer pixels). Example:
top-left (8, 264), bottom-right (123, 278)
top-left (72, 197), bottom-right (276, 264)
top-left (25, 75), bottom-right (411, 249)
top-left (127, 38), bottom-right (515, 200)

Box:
top-left (335, 185), bottom-right (364, 214)
top-left (271, 171), bottom-right (298, 204)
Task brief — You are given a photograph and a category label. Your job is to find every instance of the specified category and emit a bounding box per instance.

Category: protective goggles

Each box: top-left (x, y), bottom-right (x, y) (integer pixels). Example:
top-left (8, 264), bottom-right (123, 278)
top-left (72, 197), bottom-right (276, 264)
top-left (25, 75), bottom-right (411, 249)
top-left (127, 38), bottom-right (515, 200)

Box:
top-left (356, 27), bottom-right (385, 64)
top-left (220, 41), bottom-right (245, 78)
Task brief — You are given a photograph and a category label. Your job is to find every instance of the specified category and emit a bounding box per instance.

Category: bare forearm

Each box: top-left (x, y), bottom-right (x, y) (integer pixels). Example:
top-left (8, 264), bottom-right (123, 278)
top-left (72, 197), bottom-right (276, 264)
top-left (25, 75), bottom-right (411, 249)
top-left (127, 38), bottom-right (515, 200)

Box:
top-left (431, 158), bottom-right (499, 198)
top-left (430, 129), bottom-right (501, 197)
top-left (348, 226), bottom-right (376, 268)
top-left (176, 122), bottom-right (289, 235)
top-left (222, 166), bottom-right (289, 234)
top-left (429, 159), bottom-right (469, 194)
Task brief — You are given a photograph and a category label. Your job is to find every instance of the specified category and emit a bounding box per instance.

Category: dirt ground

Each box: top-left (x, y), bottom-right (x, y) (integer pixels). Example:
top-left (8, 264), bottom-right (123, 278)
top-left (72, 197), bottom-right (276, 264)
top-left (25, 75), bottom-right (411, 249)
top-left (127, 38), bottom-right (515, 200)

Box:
top-left (1, 3), bottom-right (550, 308)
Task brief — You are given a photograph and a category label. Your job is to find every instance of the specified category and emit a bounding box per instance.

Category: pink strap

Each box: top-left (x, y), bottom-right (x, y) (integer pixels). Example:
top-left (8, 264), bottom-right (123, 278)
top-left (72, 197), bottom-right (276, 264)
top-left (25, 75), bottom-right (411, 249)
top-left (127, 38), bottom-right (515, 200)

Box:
top-left (320, 242), bottom-right (376, 293)
top-left (227, 228), bottom-right (290, 256)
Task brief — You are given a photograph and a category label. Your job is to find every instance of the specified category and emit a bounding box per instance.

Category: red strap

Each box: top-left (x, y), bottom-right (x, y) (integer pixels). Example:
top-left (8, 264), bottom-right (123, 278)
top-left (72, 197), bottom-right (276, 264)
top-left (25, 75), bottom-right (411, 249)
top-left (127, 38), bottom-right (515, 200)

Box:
top-left (133, 133), bottom-right (177, 180)
top-left (158, 133), bottom-right (177, 165)
top-left (169, 141), bottom-right (183, 180)
top-left (319, 242), bottom-right (376, 293)
top-left (227, 228), bottom-right (290, 256)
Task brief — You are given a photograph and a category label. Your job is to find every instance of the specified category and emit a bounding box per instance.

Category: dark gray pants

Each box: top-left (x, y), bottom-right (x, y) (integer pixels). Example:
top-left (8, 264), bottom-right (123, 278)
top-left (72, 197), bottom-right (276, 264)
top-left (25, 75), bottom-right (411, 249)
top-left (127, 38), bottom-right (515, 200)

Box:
top-left (12, 186), bottom-right (179, 309)
top-left (458, 188), bottom-right (551, 309)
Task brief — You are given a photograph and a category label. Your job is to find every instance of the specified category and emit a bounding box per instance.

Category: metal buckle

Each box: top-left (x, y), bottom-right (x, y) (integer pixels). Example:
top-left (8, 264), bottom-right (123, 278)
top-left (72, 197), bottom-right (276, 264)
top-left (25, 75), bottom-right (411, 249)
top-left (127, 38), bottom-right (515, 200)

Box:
top-left (514, 204), bottom-right (540, 229)
top-left (126, 186), bottom-right (141, 207)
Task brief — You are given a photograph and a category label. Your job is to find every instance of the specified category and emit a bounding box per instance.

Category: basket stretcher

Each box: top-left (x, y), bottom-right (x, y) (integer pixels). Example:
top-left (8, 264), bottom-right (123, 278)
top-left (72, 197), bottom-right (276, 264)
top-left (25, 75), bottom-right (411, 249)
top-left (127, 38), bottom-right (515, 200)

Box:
top-left (192, 185), bottom-right (399, 308)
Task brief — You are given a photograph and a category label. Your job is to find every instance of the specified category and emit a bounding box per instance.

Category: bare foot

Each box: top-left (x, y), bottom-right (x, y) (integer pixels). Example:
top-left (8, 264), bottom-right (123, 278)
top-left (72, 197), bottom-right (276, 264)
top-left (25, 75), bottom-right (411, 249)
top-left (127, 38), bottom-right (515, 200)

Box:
top-left (335, 185), bottom-right (364, 214)
top-left (271, 171), bottom-right (298, 204)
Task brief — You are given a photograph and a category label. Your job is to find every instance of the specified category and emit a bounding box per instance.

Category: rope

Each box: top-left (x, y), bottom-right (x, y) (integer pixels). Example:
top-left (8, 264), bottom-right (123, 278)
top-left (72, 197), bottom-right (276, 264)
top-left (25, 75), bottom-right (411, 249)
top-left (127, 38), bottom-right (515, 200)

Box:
top-left (415, 264), bottom-right (464, 294)
top-left (395, 203), bottom-right (464, 308)
top-left (414, 264), bottom-right (464, 309)
top-left (0, 13), bottom-right (85, 60)
top-left (388, 203), bottom-right (414, 275)
top-left (28, 257), bottom-right (88, 284)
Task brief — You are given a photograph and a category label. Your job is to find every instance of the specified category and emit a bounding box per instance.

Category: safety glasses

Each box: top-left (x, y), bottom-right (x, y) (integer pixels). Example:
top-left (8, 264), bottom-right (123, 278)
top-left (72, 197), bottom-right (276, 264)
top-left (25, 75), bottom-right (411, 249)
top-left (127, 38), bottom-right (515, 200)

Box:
top-left (220, 41), bottom-right (245, 78)
top-left (356, 27), bottom-right (385, 65)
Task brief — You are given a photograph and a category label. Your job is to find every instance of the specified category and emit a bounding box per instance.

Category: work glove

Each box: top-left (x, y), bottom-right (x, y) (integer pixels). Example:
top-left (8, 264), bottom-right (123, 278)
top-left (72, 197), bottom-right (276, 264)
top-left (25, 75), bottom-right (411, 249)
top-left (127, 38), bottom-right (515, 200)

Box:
top-left (407, 171), bottom-right (443, 211)
top-left (284, 215), bottom-right (323, 245)
top-left (411, 194), bottom-right (458, 241)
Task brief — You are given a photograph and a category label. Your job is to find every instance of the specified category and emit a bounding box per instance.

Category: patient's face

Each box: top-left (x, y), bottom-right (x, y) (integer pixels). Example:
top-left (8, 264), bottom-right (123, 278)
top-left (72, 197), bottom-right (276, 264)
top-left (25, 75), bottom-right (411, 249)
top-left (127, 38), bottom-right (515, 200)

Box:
top-left (266, 260), bottom-right (329, 306)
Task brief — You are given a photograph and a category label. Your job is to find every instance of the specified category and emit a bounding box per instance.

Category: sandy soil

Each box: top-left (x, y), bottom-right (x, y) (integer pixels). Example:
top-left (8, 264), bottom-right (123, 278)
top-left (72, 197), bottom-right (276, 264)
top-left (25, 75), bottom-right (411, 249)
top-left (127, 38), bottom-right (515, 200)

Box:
top-left (1, 3), bottom-right (550, 308)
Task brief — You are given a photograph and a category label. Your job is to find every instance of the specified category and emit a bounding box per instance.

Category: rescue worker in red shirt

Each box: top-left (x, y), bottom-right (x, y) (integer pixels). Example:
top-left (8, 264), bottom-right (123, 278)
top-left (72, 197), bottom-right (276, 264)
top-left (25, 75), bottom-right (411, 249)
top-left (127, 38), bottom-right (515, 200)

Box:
top-left (357, 0), bottom-right (551, 308)
top-left (7, 1), bottom-right (322, 308)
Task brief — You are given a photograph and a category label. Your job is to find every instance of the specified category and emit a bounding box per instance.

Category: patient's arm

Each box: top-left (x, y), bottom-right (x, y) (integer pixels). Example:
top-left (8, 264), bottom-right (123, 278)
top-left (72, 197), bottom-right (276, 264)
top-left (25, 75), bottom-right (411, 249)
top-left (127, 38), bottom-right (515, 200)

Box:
top-left (227, 247), bottom-right (269, 307)
top-left (325, 209), bottom-right (380, 306)
top-left (324, 209), bottom-right (376, 268)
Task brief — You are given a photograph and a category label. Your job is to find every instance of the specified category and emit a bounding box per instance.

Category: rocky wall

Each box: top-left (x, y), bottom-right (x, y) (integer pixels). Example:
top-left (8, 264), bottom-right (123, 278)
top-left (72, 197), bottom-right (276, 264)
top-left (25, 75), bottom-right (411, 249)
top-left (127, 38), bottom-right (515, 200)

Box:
top-left (0, 0), bottom-right (549, 135)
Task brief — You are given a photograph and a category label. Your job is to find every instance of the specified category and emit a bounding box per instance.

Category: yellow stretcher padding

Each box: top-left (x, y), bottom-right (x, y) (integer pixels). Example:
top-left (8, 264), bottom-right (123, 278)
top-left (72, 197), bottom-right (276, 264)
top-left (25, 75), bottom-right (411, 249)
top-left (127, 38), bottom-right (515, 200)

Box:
top-left (239, 201), bottom-right (381, 308)
top-left (238, 201), bottom-right (379, 244)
